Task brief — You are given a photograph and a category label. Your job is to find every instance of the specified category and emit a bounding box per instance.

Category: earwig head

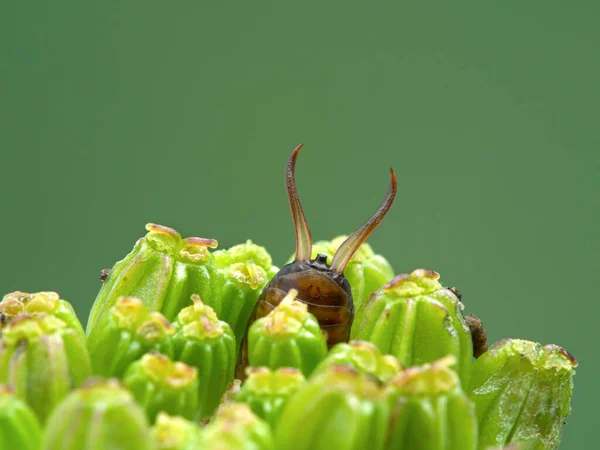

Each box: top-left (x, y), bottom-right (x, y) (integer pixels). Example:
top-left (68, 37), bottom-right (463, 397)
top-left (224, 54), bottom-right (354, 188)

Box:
top-left (286, 144), bottom-right (397, 273)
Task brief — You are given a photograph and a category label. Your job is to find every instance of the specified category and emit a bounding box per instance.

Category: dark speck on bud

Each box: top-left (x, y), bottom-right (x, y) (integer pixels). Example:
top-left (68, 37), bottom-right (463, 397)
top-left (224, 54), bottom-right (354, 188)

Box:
top-left (464, 314), bottom-right (488, 358)
top-left (99, 268), bottom-right (111, 283)
top-left (448, 286), bottom-right (462, 301)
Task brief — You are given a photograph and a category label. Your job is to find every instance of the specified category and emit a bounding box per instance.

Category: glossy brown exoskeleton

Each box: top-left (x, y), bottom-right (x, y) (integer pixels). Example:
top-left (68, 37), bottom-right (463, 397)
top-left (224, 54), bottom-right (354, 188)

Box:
top-left (238, 144), bottom-right (397, 376)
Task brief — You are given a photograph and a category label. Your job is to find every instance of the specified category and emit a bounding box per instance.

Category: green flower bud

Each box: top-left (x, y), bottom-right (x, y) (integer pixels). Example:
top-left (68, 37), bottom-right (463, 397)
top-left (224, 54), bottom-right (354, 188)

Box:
top-left (87, 297), bottom-right (175, 377)
top-left (469, 339), bottom-right (577, 450)
top-left (172, 295), bottom-right (236, 419)
top-left (0, 314), bottom-right (91, 422)
top-left (289, 236), bottom-right (394, 311)
top-left (151, 413), bottom-right (202, 450)
top-left (313, 340), bottom-right (402, 383)
top-left (0, 291), bottom-right (85, 341)
top-left (123, 352), bottom-right (199, 423)
top-left (385, 356), bottom-right (477, 450)
top-left (214, 240), bottom-right (278, 348)
top-left (236, 366), bottom-right (306, 428)
top-left (87, 223), bottom-right (221, 332)
top-left (200, 403), bottom-right (274, 450)
top-left (352, 268), bottom-right (473, 384)
top-left (0, 385), bottom-right (42, 450)
top-left (42, 378), bottom-right (155, 450)
top-left (275, 365), bottom-right (389, 450)
top-left (248, 290), bottom-right (328, 376)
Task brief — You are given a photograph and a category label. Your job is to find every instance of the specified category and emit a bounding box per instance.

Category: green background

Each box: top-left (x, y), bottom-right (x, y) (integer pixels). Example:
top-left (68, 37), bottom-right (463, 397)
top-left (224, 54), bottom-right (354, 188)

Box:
top-left (1, 2), bottom-right (597, 447)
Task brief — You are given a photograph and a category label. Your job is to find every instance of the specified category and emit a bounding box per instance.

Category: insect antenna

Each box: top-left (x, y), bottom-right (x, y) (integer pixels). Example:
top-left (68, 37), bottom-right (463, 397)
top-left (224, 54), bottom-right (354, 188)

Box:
top-left (286, 144), bottom-right (313, 263)
top-left (330, 168), bottom-right (397, 274)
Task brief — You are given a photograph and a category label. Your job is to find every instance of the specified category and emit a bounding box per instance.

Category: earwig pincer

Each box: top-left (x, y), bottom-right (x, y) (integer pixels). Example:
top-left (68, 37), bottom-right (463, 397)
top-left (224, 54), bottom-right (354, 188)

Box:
top-left (249, 144), bottom-right (397, 351)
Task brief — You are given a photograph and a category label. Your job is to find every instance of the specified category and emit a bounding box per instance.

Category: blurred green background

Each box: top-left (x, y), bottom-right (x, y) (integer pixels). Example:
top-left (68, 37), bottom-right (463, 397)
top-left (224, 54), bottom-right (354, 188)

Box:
top-left (1, 2), bottom-right (597, 446)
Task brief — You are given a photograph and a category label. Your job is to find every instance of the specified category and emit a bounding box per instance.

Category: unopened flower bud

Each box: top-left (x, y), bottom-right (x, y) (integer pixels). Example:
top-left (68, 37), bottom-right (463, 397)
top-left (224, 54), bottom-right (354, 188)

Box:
top-left (123, 352), bottom-right (199, 423)
top-left (86, 297), bottom-right (175, 378)
top-left (385, 356), bottom-right (477, 450)
top-left (200, 403), bottom-right (274, 450)
top-left (248, 290), bottom-right (328, 377)
top-left (0, 385), bottom-right (42, 450)
top-left (151, 413), bottom-right (202, 450)
top-left (0, 291), bottom-right (85, 340)
top-left (172, 295), bottom-right (236, 419)
top-left (0, 314), bottom-right (91, 422)
top-left (236, 366), bottom-right (306, 428)
top-left (87, 223), bottom-right (221, 332)
top-left (214, 240), bottom-right (278, 348)
top-left (470, 339), bottom-right (576, 449)
top-left (313, 340), bottom-right (402, 383)
top-left (352, 269), bottom-right (473, 384)
top-left (275, 365), bottom-right (389, 450)
top-left (42, 379), bottom-right (155, 450)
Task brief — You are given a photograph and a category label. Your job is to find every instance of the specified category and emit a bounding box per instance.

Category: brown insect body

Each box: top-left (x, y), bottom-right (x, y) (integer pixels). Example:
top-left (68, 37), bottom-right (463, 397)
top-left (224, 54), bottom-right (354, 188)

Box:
top-left (242, 144), bottom-right (397, 363)
top-left (255, 253), bottom-right (354, 347)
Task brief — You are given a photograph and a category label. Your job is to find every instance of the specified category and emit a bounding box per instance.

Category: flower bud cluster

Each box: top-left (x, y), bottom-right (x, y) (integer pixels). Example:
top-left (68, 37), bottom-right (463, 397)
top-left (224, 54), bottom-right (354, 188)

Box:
top-left (0, 225), bottom-right (577, 449)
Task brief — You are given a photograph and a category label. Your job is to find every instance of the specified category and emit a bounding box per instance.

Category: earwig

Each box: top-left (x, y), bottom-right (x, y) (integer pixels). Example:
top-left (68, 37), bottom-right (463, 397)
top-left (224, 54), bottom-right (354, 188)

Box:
top-left (238, 144), bottom-right (397, 375)
top-left (464, 314), bottom-right (488, 358)
top-left (449, 287), bottom-right (488, 358)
